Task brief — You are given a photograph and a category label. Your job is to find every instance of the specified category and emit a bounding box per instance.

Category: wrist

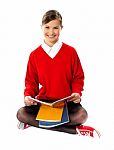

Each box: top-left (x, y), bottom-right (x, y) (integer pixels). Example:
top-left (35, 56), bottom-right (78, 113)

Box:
top-left (24, 96), bottom-right (32, 101)
top-left (71, 93), bottom-right (80, 97)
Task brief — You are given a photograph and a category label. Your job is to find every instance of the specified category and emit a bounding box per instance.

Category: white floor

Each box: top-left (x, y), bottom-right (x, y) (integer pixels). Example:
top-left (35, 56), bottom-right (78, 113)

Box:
top-left (0, 111), bottom-right (113, 150)
top-left (0, 0), bottom-right (114, 149)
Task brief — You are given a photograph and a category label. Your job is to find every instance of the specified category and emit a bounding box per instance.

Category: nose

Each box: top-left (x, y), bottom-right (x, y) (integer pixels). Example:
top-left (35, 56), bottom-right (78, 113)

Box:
top-left (49, 28), bottom-right (54, 35)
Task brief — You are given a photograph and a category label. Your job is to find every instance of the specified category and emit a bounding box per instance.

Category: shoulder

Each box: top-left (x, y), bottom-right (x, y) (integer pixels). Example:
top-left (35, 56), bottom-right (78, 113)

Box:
top-left (62, 42), bottom-right (75, 49)
top-left (29, 45), bottom-right (42, 59)
top-left (30, 45), bottom-right (42, 56)
top-left (62, 42), bottom-right (78, 56)
top-left (27, 45), bottom-right (42, 63)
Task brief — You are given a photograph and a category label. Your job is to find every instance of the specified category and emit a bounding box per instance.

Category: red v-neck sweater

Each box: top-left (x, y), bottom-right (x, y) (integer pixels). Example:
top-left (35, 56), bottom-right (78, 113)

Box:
top-left (24, 43), bottom-right (84, 100)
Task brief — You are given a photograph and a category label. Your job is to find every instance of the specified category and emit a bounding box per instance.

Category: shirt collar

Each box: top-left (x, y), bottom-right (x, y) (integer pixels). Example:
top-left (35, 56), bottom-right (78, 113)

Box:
top-left (41, 40), bottom-right (62, 58)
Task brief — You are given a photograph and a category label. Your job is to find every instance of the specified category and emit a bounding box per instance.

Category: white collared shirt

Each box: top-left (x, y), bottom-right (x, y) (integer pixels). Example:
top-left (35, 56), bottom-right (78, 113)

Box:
top-left (41, 40), bottom-right (63, 58)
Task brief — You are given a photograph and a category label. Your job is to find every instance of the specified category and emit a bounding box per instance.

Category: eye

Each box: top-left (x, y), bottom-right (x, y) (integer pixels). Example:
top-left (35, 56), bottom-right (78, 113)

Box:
top-left (45, 26), bottom-right (49, 29)
top-left (54, 27), bottom-right (59, 29)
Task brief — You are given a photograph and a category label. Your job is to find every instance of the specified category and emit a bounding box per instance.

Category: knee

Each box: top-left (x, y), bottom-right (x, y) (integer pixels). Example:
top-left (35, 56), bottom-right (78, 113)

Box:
top-left (70, 107), bottom-right (88, 125)
top-left (16, 107), bottom-right (25, 122)
top-left (80, 108), bottom-right (88, 123)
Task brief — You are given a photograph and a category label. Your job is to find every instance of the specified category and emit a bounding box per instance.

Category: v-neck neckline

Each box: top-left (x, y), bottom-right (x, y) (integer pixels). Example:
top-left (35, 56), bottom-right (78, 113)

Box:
top-left (40, 44), bottom-right (63, 60)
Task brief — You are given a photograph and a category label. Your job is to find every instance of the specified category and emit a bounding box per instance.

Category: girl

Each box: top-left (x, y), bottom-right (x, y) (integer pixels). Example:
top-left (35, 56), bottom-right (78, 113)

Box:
top-left (17, 10), bottom-right (88, 134)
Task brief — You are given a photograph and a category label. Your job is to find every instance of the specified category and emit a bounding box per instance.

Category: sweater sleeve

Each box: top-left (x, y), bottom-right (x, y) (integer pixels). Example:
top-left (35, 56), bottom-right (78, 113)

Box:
top-left (71, 50), bottom-right (84, 96)
top-left (24, 52), bottom-right (39, 98)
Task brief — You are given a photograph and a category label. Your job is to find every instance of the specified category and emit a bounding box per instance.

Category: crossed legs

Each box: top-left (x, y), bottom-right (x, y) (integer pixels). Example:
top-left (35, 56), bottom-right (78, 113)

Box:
top-left (16, 102), bottom-right (88, 134)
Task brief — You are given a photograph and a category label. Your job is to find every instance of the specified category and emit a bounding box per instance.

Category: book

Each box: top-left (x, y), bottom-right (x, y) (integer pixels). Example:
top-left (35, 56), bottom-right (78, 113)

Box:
top-left (31, 95), bottom-right (73, 107)
top-left (36, 104), bottom-right (64, 122)
top-left (38, 103), bottom-right (69, 128)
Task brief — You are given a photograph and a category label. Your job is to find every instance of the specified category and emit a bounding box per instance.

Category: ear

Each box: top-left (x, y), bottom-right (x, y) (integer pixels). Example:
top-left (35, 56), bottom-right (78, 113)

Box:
top-left (61, 25), bottom-right (63, 29)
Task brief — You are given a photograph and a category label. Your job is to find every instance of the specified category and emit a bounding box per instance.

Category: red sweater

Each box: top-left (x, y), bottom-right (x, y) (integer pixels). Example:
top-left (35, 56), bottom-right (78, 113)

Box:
top-left (24, 43), bottom-right (84, 100)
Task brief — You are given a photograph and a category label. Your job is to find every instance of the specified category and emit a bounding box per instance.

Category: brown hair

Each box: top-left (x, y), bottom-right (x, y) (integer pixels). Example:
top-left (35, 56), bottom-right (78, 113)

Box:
top-left (42, 10), bottom-right (62, 27)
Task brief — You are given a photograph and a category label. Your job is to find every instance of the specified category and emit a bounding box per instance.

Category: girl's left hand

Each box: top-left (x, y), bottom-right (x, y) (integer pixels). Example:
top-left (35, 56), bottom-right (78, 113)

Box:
top-left (68, 93), bottom-right (81, 103)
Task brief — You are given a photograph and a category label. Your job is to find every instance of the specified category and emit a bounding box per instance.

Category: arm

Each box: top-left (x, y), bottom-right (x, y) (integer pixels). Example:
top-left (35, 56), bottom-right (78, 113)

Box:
top-left (24, 52), bottom-right (39, 105)
top-left (70, 50), bottom-right (84, 103)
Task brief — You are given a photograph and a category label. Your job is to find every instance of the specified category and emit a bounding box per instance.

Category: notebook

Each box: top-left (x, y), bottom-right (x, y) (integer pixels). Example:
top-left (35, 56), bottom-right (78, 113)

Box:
top-left (38, 103), bottom-right (69, 128)
top-left (36, 103), bottom-right (64, 122)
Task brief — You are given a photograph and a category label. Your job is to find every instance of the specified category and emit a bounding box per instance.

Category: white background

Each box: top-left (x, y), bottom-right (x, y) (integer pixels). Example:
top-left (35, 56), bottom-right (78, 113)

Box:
top-left (0, 0), bottom-right (114, 149)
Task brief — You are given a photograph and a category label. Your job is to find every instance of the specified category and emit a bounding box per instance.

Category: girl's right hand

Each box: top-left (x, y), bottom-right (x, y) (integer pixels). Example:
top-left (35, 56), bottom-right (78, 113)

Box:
top-left (24, 96), bottom-right (37, 106)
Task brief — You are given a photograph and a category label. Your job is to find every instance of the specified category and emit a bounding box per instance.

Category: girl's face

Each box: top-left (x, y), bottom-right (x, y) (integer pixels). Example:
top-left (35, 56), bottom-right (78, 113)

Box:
top-left (42, 19), bottom-right (62, 47)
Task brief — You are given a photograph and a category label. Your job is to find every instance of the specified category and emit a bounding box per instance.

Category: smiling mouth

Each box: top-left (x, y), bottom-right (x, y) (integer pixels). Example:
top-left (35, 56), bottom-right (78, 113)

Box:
top-left (47, 35), bottom-right (56, 38)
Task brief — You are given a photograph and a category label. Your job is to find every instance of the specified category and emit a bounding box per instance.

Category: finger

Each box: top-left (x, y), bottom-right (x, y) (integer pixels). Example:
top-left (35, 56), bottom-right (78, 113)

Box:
top-left (25, 101), bottom-right (31, 106)
top-left (33, 102), bottom-right (37, 105)
top-left (67, 96), bottom-right (77, 102)
top-left (67, 98), bottom-right (73, 102)
top-left (73, 98), bottom-right (81, 103)
top-left (25, 99), bottom-right (33, 106)
top-left (69, 97), bottom-right (78, 102)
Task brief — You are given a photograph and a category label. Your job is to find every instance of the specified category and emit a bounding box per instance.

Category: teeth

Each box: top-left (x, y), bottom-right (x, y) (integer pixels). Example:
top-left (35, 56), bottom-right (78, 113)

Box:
top-left (48, 36), bottom-right (54, 38)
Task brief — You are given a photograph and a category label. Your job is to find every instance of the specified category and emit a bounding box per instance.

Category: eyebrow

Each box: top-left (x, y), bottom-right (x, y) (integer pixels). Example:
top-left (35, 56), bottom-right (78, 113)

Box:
top-left (45, 25), bottom-right (59, 28)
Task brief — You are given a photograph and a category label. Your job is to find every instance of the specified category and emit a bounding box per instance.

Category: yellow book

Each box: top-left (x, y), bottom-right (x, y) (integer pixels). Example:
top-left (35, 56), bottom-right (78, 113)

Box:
top-left (36, 104), bottom-right (64, 122)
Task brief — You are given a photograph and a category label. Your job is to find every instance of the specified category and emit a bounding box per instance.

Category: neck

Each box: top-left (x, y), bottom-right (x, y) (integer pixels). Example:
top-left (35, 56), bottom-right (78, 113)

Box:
top-left (44, 40), bottom-right (58, 47)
